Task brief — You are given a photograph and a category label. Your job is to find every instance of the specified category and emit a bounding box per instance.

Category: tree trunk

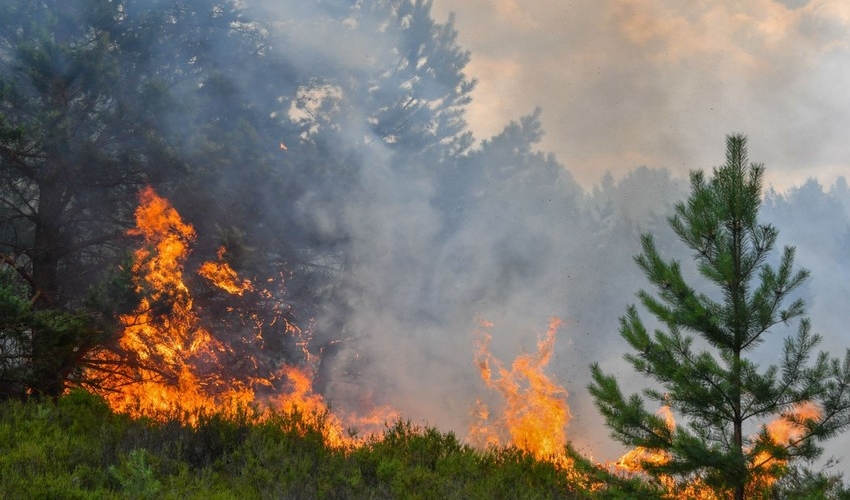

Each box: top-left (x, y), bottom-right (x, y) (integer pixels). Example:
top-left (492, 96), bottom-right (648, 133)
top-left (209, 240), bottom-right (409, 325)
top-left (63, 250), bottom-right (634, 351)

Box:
top-left (731, 179), bottom-right (746, 500)
top-left (733, 365), bottom-right (745, 500)
top-left (29, 179), bottom-right (67, 398)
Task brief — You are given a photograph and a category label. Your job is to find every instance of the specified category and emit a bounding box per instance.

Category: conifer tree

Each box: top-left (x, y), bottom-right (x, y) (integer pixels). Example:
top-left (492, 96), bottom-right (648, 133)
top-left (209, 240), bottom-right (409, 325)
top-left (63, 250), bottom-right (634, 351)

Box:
top-left (589, 134), bottom-right (850, 500)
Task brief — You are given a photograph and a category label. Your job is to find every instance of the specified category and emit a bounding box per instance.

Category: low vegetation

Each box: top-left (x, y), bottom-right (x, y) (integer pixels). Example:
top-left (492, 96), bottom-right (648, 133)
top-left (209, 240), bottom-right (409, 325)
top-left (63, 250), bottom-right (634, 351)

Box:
top-left (0, 390), bottom-right (657, 500)
top-left (4, 390), bottom-right (848, 498)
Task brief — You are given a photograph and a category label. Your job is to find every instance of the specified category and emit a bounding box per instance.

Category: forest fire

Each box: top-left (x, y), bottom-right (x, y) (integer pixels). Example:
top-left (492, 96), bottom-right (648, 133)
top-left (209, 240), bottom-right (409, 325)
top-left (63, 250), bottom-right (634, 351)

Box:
top-left (86, 186), bottom-right (580, 458)
top-left (4, 2), bottom-right (850, 498)
top-left (81, 186), bottom-right (824, 498)
top-left (87, 187), bottom-right (254, 417)
top-left (86, 187), bottom-right (381, 446)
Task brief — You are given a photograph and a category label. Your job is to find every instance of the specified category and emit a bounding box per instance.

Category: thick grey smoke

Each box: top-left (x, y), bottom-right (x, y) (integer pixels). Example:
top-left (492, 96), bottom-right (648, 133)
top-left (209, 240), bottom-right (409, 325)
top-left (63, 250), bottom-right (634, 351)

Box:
top-left (234, 0), bottom-right (850, 473)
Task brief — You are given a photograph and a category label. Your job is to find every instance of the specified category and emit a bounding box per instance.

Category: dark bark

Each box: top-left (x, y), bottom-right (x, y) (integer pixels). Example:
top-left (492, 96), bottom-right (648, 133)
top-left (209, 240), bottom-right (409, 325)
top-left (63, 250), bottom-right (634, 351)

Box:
top-left (29, 177), bottom-right (67, 398)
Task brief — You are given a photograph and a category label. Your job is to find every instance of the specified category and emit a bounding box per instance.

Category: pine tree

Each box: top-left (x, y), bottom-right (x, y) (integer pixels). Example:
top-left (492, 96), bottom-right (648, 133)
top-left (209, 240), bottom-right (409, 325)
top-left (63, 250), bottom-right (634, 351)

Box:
top-left (589, 134), bottom-right (850, 500)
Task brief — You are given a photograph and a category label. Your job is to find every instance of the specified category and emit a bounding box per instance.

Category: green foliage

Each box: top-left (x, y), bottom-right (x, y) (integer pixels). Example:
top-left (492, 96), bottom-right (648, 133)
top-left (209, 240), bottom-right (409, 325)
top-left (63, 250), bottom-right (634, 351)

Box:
top-left (0, 272), bottom-right (106, 399)
top-left (109, 449), bottom-right (162, 500)
top-left (589, 135), bottom-right (850, 499)
top-left (770, 463), bottom-right (850, 500)
top-left (0, 390), bottom-right (666, 499)
top-left (4, 389), bottom-right (832, 499)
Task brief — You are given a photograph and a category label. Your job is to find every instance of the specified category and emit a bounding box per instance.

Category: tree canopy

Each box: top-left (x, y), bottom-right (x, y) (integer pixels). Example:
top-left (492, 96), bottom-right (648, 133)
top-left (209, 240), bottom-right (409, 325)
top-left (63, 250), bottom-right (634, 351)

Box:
top-left (0, 0), bottom-right (483, 398)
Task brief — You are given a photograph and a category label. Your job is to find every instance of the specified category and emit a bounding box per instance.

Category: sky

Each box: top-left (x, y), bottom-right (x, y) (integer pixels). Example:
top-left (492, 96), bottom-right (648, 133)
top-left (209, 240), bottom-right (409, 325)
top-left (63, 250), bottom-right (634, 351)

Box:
top-left (430, 0), bottom-right (850, 191)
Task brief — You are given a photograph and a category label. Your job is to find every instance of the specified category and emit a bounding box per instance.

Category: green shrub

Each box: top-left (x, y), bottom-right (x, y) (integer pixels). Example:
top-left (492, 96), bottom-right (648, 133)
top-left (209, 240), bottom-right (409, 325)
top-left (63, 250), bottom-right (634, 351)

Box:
top-left (0, 390), bottom-right (674, 499)
top-left (109, 449), bottom-right (162, 500)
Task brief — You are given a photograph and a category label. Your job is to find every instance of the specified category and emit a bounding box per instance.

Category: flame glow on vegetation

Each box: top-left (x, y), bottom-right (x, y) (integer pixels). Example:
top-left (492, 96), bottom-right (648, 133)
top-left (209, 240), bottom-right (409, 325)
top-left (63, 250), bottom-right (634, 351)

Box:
top-left (613, 402), bottom-right (824, 499)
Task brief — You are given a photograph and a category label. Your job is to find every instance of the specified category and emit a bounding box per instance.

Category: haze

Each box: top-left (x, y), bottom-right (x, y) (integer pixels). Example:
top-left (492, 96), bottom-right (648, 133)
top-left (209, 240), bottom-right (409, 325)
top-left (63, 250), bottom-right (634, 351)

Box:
top-left (432, 0), bottom-right (850, 190)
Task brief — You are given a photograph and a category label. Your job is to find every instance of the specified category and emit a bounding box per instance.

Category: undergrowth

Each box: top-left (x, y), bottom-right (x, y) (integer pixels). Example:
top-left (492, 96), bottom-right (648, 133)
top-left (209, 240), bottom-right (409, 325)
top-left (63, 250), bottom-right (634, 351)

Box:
top-left (0, 390), bottom-right (657, 499)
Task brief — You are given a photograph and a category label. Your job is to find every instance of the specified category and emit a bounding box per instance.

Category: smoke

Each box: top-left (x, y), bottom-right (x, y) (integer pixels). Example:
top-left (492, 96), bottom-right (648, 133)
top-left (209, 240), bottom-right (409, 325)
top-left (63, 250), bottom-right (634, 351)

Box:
top-left (430, 0), bottom-right (850, 190)
top-left (49, 0), bottom-right (847, 474)
top-left (232, 0), bottom-right (850, 471)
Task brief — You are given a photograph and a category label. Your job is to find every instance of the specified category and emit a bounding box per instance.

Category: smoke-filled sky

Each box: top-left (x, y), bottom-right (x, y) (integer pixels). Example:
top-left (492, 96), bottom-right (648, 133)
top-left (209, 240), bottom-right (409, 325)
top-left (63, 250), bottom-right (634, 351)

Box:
top-left (431, 0), bottom-right (850, 190)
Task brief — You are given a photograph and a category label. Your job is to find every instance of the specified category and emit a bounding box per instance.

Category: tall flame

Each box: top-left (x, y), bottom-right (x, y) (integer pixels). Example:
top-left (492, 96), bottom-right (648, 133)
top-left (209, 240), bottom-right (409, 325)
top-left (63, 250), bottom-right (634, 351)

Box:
top-left (469, 317), bottom-right (571, 460)
top-left (86, 187), bottom-right (389, 446)
top-left (88, 186), bottom-right (255, 417)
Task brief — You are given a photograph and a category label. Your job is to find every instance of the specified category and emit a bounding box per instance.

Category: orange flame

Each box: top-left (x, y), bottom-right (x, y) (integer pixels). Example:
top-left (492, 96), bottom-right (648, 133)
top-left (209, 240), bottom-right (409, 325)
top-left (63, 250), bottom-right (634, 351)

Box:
top-left (86, 187), bottom-right (390, 446)
top-left (470, 317), bottom-right (571, 460)
top-left (614, 405), bottom-right (675, 474)
top-left (198, 247), bottom-right (253, 295)
top-left (752, 401), bottom-right (821, 476)
top-left (88, 187), bottom-right (255, 417)
top-left (764, 401), bottom-right (820, 445)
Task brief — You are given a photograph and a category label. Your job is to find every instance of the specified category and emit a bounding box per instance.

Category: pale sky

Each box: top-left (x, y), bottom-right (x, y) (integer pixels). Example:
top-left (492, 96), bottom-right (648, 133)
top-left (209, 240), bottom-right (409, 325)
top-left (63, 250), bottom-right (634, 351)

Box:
top-left (431, 0), bottom-right (850, 190)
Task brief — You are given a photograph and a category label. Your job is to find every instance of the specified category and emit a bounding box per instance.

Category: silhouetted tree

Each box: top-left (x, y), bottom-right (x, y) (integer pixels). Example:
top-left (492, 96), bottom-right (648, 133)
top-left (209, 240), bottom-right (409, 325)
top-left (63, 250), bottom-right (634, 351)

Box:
top-left (0, 0), bottom-right (165, 396)
top-left (0, 0), bottom-right (482, 398)
top-left (357, 0), bottom-right (475, 160)
top-left (0, 0), bottom-right (293, 397)
top-left (284, 0), bottom-right (475, 163)
top-left (589, 135), bottom-right (850, 500)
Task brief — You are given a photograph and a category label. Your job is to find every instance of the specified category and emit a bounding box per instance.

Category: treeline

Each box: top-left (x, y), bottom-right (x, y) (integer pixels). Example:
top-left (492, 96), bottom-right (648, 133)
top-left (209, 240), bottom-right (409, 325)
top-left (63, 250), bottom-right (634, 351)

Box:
top-left (0, 0), bottom-right (481, 398)
top-left (2, 0), bottom-right (849, 403)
